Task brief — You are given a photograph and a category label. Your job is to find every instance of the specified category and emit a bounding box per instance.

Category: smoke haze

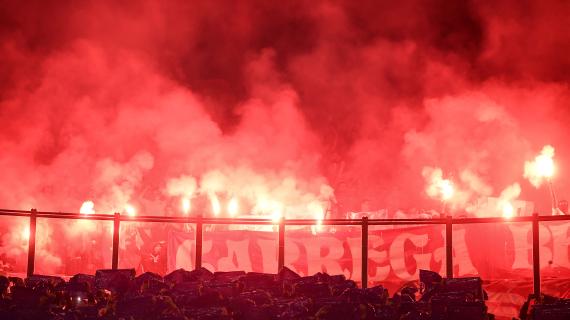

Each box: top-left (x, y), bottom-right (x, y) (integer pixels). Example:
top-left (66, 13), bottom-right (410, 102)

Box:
top-left (1, 0), bottom-right (570, 216)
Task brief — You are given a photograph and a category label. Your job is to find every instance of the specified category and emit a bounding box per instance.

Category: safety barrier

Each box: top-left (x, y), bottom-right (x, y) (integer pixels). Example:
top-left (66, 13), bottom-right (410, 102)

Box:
top-left (2, 208), bottom-right (570, 297)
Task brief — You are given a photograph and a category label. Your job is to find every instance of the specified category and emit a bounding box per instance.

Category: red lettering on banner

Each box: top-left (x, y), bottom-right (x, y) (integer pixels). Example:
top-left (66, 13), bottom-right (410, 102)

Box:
top-left (167, 223), bottom-right (570, 283)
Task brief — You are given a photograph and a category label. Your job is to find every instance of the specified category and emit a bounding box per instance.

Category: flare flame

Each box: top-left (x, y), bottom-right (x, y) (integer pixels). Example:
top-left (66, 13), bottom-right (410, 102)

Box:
top-left (524, 145), bottom-right (555, 188)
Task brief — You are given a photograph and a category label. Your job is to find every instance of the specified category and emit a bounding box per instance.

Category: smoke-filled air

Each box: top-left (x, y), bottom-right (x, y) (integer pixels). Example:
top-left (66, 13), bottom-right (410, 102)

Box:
top-left (1, 0), bottom-right (570, 254)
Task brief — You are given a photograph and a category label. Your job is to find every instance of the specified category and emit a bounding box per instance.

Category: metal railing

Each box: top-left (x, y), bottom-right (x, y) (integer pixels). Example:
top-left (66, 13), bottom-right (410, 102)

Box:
top-left (2, 208), bottom-right (570, 297)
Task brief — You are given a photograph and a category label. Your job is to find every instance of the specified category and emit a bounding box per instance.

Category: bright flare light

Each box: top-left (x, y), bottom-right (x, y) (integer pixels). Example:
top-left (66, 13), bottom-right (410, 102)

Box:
top-left (125, 204), bottom-right (137, 217)
top-left (227, 197), bottom-right (239, 217)
top-left (524, 145), bottom-right (555, 188)
top-left (537, 156), bottom-right (554, 178)
top-left (271, 203), bottom-right (284, 222)
top-left (210, 193), bottom-right (221, 216)
top-left (502, 201), bottom-right (514, 219)
top-left (181, 197), bottom-right (191, 215)
top-left (21, 226), bottom-right (30, 241)
top-left (440, 180), bottom-right (454, 201)
top-left (78, 200), bottom-right (97, 231)
top-left (423, 167), bottom-right (455, 202)
top-left (309, 202), bottom-right (325, 235)
top-left (254, 198), bottom-right (284, 222)
top-left (80, 201), bottom-right (95, 214)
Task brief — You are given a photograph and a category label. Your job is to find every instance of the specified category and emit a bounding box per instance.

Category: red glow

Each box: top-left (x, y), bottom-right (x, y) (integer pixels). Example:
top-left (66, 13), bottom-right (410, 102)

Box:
top-left (0, 0), bottom-right (569, 280)
top-left (80, 201), bottom-right (95, 214)
top-left (181, 197), bottom-right (191, 215)
top-left (502, 201), bottom-right (514, 219)
top-left (125, 204), bottom-right (137, 217)
top-left (524, 145), bottom-right (556, 188)
top-left (21, 227), bottom-right (30, 241)
top-left (227, 197), bottom-right (239, 217)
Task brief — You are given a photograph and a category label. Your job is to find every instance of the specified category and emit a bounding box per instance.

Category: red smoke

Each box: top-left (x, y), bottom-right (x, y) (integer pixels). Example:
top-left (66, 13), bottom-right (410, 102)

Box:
top-left (1, 0), bottom-right (570, 217)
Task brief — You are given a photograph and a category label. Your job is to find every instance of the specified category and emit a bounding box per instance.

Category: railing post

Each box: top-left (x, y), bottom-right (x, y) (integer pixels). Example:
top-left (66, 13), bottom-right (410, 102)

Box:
top-left (446, 215), bottom-right (453, 278)
top-left (278, 217), bottom-right (285, 272)
top-left (112, 212), bottom-right (120, 270)
top-left (26, 209), bottom-right (37, 277)
top-left (362, 216), bottom-right (368, 289)
top-left (195, 214), bottom-right (203, 269)
top-left (532, 213), bottom-right (541, 300)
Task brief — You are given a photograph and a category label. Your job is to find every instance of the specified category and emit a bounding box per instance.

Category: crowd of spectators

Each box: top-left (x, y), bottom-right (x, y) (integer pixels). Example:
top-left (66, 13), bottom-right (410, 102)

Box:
top-left (1, 265), bottom-right (569, 319)
top-left (0, 266), bottom-right (511, 320)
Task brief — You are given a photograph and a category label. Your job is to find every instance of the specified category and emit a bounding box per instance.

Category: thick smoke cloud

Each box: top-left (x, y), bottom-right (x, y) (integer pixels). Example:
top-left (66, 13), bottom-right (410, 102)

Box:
top-left (1, 0), bottom-right (570, 218)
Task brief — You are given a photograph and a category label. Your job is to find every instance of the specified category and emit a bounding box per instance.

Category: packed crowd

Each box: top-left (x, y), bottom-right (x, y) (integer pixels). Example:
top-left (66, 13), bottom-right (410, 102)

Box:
top-left (0, 266), bottom-right (568, 319)
top-left (0, 267), bottom-right (490, 320)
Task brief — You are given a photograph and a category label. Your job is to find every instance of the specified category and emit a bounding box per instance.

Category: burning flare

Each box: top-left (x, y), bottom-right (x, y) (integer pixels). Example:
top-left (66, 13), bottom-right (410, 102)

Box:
top-left (253, 198), bottom-right (284, 221)
top-left (209, 193), bottom-right (221, 216)
top-left (181, 197), bottom-right (191, 215)
top-left (524, 145), bottom-right (555, 188)
top-left (267, 200), bottom-right (283, 222)
top-left (309, 201), bottom-right (325, 235)
top-left (79, 201), bottom-right (95, 214)
top-left (498, 183), bottom-right (521, 219)
top-left (440, 180), bottom-right (455, 201)
top-left (125, 204), bottom-right (137, 217)
top-left (502, 201), bottom-right (514, 219)
top-left (227, 197), bottom-right (239, 217)
top-left (272, 212), bottom-right (282, 223)
top-left (423, 167), bottom-right (455, 202)
top-left (21, 226), bottom-right (30, 241)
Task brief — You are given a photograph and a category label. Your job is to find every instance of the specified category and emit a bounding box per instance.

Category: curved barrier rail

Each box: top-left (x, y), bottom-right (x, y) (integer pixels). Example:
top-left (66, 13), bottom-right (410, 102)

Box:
top-left (2, 208), bottom-right (570, 296)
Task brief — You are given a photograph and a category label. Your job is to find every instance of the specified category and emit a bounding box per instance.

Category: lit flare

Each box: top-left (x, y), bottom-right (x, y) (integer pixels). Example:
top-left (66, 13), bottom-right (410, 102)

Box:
top-left (502, 201), bottom-right (514, 219)
top-left (80, 201), bottom-right (95, 214)
top-left (524, 145), bottom-right (555, 188)
top-left (423, 167), bottom-right (455, 202)
top-left (181, 197), bottom-right (191, 215)
top-left (125, 204), bottom-right (137, 217)
top-left (309, 202), bottom-right (325, 235)
top-left (210, 193), bottom-right (221, 216)
top-left (271, 204), bottom-right (283, 222)
top-left (21, 226), bottom-right (30, 241)
top-left (227, 197), bottom-right (239, 217)
top-left (440, 180), bottom-right (454, 201)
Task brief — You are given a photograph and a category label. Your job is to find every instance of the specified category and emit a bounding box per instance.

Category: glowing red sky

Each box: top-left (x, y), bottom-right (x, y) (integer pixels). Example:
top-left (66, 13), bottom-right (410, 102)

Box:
top-left (1, 0), bottom-right (570, 214)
